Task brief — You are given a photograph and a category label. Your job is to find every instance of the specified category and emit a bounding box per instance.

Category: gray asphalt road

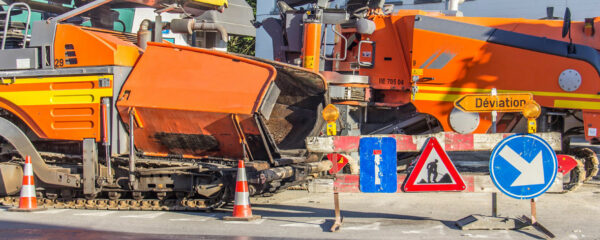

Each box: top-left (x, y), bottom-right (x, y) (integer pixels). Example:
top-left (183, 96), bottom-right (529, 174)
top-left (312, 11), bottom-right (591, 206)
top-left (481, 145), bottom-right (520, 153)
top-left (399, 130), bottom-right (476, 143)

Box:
top-left (0, 182), bottom-right (598, 240)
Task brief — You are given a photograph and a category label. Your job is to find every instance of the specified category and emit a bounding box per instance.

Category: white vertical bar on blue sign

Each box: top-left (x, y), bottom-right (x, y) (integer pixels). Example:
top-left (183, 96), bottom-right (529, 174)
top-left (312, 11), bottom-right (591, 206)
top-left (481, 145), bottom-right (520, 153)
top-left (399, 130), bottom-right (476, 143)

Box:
top-left (359, 137), bottom-right (397, 193)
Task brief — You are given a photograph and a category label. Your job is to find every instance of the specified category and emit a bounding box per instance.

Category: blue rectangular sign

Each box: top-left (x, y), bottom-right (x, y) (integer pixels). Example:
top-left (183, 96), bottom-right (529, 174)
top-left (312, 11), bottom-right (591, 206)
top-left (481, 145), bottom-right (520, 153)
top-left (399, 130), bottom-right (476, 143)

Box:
top-left (359, 137), bottom-right (397, 193)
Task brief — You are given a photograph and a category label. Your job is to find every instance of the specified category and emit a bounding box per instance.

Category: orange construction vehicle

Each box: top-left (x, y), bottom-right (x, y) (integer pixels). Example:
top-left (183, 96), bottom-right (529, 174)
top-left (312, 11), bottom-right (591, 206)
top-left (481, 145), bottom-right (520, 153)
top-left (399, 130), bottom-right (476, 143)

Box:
top-left (0, 0), bottom-right (330, 209)
top-left (267, 1), bottom-right (599, 181)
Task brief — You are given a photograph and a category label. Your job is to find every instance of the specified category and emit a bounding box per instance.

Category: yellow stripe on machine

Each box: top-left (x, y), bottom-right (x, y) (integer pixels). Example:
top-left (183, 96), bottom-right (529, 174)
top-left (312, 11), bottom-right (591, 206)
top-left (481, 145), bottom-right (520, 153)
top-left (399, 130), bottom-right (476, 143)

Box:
top-left (416, 86), bottom-right (600, 111)
top-left (0, 88), bottom-right (112, 106)
top-left (190, 0), bottom-right (227, 7)
top-left (554, 100), bottom-right (600, 110)
top-left (8, 75), bottom-right (113, 85)
top-left (418, 86), bottom-right (600, 101)
top-left (0, 75), bottom-right (113, 106)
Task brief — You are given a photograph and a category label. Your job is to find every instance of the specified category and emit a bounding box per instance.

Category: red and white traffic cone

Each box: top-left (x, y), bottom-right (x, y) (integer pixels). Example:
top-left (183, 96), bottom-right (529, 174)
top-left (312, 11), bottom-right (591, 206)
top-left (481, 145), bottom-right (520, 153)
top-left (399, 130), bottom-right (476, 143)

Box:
top-left (223, 160), bottom-right (260, 221)
top-left (9, 156), bottom-right (45, 212)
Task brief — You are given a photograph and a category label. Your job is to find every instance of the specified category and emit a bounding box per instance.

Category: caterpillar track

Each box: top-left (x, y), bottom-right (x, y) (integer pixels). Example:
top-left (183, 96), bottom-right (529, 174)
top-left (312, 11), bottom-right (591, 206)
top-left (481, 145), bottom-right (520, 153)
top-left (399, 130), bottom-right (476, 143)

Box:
top-left (562, 148), bottom-right (599, 192)
top-left (0, 154), bottom-right (226, 210)
top-left (571, 148), bottom-right (600, 182)
top-left (0, 148), bottom-right (328, 211)
top-left (563, 157), bottom-right (585, 192)
top-left (0, 196), bottom-right (219, 211)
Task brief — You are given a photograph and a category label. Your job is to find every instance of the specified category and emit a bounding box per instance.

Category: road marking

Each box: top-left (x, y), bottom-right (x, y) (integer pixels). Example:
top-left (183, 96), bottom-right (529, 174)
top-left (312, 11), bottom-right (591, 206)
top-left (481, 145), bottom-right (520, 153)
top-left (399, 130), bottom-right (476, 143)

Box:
top-left (169, 214), bottom-right (215, 222)
top-left (280, 219), bottom-right (324, 228)
top-left (73, 211), bottom-right (114, 216)
top-left (224, 218), bottom-right (266, 225)
top-left (169, 218), bottom-right (209, 222)
top-left (345, 222), bottom-right (380, 231)
top-left (462, 230), bottom-right (513, 239)
top-left (462, 233), bottom-right (491, 239)
top-left (121, 212), bottom-right (165, 219)
top-left (402, 225), bottom-right (443, 234)
top-left (568, 234), bottom-right (579, 239)
top-left (34, 209), bottom-right (69, 214)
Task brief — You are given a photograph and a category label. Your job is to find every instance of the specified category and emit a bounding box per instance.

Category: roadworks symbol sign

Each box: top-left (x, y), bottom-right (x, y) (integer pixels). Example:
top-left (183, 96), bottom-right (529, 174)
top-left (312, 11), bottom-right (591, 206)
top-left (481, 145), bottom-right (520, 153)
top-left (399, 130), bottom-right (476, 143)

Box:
top-left (402, 137), bottom-right (466, 192)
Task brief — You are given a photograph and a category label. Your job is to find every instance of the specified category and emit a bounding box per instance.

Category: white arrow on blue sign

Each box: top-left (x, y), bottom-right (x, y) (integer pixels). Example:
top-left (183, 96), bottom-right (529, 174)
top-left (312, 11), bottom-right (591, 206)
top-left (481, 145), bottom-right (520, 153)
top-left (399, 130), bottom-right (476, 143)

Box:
top-left (489, 134), bottom-right (558, 200)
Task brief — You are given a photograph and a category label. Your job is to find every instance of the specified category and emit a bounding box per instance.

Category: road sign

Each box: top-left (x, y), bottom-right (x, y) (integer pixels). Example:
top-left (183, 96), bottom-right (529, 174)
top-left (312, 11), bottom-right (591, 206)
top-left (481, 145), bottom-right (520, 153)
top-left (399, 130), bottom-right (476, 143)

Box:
top-left (359, 137), bottom-right (397, 193)
top-left (454, 93), bottom-right (533, 112)
top-left (402, 137), bottom-right (466, 192)
top-left (556, 155), bottom-right (578, 175)
top-left (489, 134), bottom-right (558, 200)
top-left (327, 153), bottom-right (349, 174)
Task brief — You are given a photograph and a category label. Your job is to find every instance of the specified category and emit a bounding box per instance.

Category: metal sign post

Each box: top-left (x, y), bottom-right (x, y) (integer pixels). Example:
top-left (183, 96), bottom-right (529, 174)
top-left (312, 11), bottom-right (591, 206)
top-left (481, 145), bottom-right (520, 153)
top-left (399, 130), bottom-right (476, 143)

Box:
top-left (490, 89), bottom-right (498, 219)
top-left (322, 104), bottom-right (343, 232)
top-left (331, 186), bottom-right (342, 232)
top-left (520, 103), bottom-right (555, 238)
top-left (454, 91), bottom-right (534, 230)
top-left (456, 95), bottom-right (555, 238)
top-left (327, 152), bottom-right (347, 232)
top-left (487, 132), bottom-right (556, 238)
top-left (490, 88), bottom-right (497, 133)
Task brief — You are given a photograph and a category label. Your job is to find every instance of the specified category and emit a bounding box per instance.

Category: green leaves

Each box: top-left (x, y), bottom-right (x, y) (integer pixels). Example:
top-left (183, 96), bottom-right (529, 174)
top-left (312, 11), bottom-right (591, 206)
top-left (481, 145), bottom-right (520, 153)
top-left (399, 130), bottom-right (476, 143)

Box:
top-left (227, 0), bottom-right (256, 55)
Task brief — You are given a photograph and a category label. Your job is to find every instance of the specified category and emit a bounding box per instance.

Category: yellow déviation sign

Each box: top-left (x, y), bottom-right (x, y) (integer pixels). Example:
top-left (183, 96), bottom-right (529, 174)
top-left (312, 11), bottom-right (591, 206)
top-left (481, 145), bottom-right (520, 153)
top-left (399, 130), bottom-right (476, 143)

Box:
top-left (454, 93), bottom-right (533, 112)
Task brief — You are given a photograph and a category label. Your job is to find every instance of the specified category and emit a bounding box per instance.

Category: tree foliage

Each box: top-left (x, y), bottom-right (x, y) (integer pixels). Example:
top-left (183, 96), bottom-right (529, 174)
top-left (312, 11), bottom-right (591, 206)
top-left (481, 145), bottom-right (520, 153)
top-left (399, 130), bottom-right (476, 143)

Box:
top-left (227, 0), bottom-right (257, 56)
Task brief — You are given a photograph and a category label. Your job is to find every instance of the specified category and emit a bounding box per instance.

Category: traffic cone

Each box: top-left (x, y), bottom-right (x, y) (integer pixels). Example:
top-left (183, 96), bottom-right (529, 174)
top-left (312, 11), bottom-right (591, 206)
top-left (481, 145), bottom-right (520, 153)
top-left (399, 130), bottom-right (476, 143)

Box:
top-left (9, 156), bottom-right (45, 212)
top-left (223, 160), bottom-right (260, 221)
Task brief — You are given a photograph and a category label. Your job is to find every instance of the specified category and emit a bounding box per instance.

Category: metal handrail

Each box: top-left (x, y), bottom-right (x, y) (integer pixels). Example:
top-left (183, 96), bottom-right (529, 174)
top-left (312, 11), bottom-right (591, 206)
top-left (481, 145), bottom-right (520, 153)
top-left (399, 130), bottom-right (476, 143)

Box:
top-left (1, 2), bottom-right (31, 50)
top-left (357, 40), bottom-right (374, 67)
top-left (321, 24), bottom-right (348, 61)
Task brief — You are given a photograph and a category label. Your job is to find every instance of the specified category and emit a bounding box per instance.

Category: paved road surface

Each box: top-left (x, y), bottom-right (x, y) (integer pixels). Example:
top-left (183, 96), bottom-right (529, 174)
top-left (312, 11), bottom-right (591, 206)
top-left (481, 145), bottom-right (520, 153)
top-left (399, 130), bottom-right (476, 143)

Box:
top-left (1, 182), bottom-right (599, 239)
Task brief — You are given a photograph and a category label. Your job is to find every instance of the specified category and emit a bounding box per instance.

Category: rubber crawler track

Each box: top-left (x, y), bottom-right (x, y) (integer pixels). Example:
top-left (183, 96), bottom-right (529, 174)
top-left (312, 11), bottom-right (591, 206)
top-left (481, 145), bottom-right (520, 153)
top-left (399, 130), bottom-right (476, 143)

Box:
top-left (0, 196), bottom-right (221, 211)
top-left (575, 148), bottom-right (600, 182)
top-left (563, 157), bottom-right (585, 192)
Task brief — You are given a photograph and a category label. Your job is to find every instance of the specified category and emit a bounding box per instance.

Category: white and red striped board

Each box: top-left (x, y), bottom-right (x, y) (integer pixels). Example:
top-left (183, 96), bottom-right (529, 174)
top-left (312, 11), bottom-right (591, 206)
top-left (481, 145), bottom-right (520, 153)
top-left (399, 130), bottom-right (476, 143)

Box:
top-left (307, 173), bottom-right (564, 193)
top-left (306, 132), bottom-right (561, 153)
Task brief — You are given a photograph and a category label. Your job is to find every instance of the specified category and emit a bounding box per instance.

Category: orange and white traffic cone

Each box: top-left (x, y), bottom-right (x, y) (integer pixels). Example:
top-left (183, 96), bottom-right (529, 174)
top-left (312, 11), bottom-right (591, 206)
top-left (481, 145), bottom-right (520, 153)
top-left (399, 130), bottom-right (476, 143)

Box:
top-left (223, 160), bottom-right (260, 221)
top-left (9, 156), bottom-right (45, 212)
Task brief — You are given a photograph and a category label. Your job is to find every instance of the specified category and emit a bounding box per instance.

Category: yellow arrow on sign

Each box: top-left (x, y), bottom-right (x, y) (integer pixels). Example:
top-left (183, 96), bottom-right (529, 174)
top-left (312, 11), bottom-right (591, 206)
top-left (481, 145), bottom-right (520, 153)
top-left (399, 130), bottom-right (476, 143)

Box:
top-left (454, 93), bottom-right (533, 112)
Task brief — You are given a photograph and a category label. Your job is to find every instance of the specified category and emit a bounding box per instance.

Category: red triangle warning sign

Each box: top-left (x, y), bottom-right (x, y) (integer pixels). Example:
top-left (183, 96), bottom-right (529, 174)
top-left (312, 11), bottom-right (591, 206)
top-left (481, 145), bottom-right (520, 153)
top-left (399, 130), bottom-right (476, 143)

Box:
top-left (402, 137), bottom-right (466, 192)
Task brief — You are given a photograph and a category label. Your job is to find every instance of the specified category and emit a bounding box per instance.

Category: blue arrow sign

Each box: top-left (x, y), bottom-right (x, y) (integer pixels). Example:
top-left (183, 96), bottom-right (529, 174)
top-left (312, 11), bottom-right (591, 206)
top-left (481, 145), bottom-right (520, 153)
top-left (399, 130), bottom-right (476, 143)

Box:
top-left (359, 137), bottom-right (397, 193)
top-left (489, 134), bottom-right (557, 199)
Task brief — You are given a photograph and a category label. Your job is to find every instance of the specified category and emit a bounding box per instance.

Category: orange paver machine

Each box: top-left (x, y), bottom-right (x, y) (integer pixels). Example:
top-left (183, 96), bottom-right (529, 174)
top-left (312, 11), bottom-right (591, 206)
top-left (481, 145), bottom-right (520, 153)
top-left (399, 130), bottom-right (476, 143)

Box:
top-left (273, 0), bottom-right (600, 139)
top-left (0, 0), bottom-right (330, 209)
top-left (266, 0), bottom-right (600, 180)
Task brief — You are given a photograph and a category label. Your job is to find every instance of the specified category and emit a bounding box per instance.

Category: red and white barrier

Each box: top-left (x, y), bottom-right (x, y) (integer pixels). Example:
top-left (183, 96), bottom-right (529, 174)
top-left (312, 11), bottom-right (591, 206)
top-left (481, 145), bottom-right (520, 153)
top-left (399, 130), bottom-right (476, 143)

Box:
top-left (306, 132), bottom-right (561, 153)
